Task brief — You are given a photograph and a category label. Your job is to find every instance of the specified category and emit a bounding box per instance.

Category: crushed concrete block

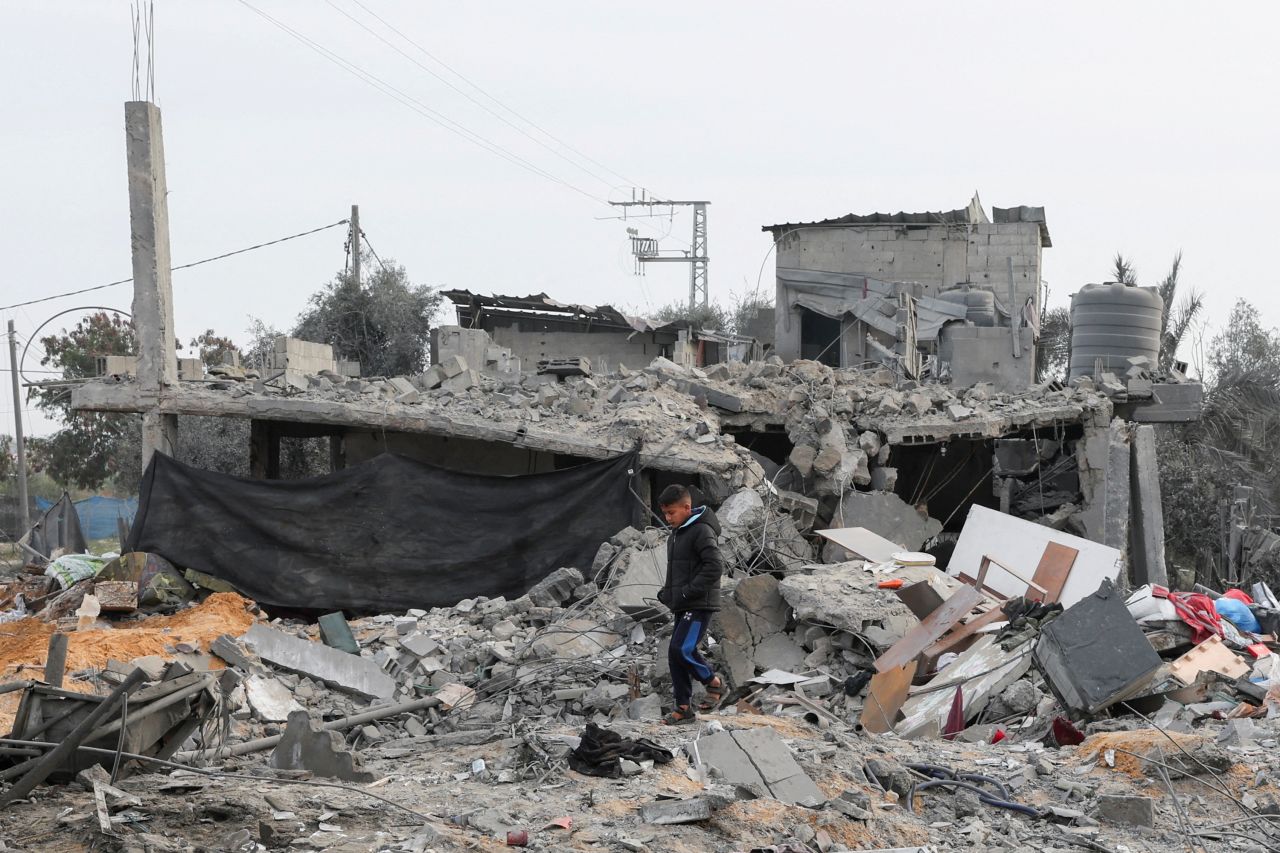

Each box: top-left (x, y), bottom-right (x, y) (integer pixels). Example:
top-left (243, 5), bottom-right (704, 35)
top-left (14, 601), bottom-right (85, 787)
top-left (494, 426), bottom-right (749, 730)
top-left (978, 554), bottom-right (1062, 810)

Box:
top-left (530, 619), bottom-right (622, 660)
top-left (415, 364), bottom-right (447, 390)
top-left (751, 633), bottom-right (806, 672)
top-left (869, 466), bottom-right (898, 491)
top-left (1218, 718), bottom-right (1259, 747)
top-left (400, 632), bottom-right (440, 658)
top-left (526, 567), bottom-right (584, 607)
top-left (1096, 794), bottom-right (1155, 828)
top-left (241, 623), bottom-right (396, 700)
top-left (395, 389), bottom-right (420, 404)
top-left (827, 490), bottom-right (942, 554)
top-left (947, 403), bottom-right (974, 420)
top-left (245, 674), bottom-right (305, 722)
top-left (789, 444), bottom-right (817, 477)
top-left (613, 545), bottom-right (666, 620)
top-left (640, 798), bottom-right (712, 825)
top-left (627, 694), bottom-right (663, 720)
top-left (442, 369), bottom-right (478, 393)
top-left (438, 355), bottom-right (467, 378)
top-left (270, 710), bottom-right (374, 782)
top-left (718, 489), bottom-right (765, 529)
top-left (387, 376), bottom-right (417, 395)
top-left (697, 727), bottom-right (824, 807)
top-left (779, 564), bottom-right (914, 640)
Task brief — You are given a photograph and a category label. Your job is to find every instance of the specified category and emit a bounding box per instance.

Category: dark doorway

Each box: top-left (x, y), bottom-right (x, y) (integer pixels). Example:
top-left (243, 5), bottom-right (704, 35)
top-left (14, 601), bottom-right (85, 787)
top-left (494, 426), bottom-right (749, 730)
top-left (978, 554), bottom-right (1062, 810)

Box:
top-left (800, 310), bottom-right (842, 367)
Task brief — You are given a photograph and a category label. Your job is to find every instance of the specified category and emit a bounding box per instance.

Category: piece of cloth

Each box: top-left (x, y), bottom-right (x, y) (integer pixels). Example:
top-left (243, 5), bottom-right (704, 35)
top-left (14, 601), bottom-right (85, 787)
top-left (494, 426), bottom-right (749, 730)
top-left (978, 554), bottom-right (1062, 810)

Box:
top-left (1153, 586), bottom-right (1223, 644)
top-left (567, 723), bottom-right (673, 778)
top-left (127, 451), bottom-right (636, 613)
top-left (45, 554), bottom-right (109, 590)
top-left (1215, 597), bottom-right (1262, 633)
top-left (668, 609), bottom-right (714, 707)
top-left (659, 505), bottom-right (724, 612)
top-left (1223, 588), bottom-right (1255, 605)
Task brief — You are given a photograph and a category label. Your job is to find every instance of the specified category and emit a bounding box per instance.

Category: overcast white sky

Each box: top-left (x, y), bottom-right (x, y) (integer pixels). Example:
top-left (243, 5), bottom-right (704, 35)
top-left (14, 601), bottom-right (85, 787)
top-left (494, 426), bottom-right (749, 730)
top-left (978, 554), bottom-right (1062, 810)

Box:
top-left (3, 1), bottom-right (1279, 437)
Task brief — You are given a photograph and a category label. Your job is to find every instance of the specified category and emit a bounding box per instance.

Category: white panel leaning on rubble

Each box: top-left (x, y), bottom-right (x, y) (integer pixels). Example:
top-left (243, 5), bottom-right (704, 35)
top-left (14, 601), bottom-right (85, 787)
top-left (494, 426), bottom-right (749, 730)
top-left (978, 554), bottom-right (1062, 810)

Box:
top-left (947, 505), bottom-right (1122, 608)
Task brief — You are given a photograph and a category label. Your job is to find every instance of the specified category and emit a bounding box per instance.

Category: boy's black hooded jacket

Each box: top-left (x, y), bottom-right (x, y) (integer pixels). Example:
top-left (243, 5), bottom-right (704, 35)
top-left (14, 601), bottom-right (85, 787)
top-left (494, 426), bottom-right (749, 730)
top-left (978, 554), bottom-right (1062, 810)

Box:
top-left (658, 506), bottom-right (724, 612)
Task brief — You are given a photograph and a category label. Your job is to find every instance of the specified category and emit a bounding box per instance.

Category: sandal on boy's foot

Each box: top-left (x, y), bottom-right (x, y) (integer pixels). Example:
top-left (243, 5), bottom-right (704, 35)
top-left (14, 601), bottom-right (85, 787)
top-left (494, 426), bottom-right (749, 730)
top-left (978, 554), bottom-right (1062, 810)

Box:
top-left (697, 676), bottom-right (724, 712)
top-left (662, 706), bottom-right (698, 726)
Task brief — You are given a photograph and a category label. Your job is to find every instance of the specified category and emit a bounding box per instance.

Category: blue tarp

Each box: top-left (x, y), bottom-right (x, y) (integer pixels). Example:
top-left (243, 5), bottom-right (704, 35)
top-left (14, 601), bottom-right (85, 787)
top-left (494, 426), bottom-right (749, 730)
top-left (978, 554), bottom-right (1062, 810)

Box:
top-left (35, 495), bottom-right (137, 541)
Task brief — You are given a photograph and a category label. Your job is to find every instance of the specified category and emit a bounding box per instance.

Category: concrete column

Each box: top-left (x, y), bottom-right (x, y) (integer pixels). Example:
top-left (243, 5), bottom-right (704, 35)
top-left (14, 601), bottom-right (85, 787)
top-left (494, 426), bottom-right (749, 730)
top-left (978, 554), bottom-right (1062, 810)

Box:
top-left (249, 420), bottom-right (280, 479)
top-left (1129, 425), bottom-right (1169, 586)
top-left (1102, 420), bottom-right (1133, 588)
top-left (126, 101), bottom-right (178, 471)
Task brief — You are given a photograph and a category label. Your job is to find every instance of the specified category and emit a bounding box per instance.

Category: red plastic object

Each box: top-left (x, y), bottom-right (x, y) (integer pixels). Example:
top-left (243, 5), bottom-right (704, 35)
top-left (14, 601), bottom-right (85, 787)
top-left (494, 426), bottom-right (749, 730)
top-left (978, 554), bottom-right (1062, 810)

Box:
top-left (990, 728), bottom-right (1007, 744)
top-left (942, 685), bottom-right (964, 740)
top-left (1224, 588), bottom-right (1255, 605)
top-left (1051, 716), bottom-right (1085, 747)
top-left (1248, 643), bottom-right (1272, 659)
top-left (877, 578), bottom-right (905, 590)
top-left (543, 817), bottom-right (573, 830)
top-left (506, 830), bottom-right (528, 846)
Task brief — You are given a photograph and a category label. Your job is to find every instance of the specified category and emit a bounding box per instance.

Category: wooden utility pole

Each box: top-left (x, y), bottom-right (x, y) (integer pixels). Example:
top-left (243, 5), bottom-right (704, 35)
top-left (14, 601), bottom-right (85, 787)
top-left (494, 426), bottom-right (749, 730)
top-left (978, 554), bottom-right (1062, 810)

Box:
top-left (350, 204), bottom-right (361, 286)
top-left (6, 320), bottom-right (30, 535)
top-left (125, 101), bottom-right (179, 472)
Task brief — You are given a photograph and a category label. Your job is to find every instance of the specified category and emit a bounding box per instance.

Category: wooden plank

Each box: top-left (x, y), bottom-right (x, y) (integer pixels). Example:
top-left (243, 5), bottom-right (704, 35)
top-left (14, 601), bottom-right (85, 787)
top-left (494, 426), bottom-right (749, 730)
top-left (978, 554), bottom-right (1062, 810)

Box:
top-left (1026, 542), bottom-right (1078, 604)
top-left (859, 660), bottom-right (917, 734)
top-left (816, 527), bottom-right (902, 563)
top-left (924, 606), bottom-right (1007, 658)
top-left (874, 585), bottom-right (982, 673)
top-left (93, 781), bottom-right (113, 835)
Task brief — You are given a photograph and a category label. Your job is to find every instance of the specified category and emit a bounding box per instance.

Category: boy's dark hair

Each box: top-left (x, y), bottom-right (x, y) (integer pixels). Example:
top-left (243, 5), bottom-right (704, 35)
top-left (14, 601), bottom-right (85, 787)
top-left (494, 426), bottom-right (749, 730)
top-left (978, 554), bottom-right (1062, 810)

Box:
top-left (658, 484), bottom-right (691, 507)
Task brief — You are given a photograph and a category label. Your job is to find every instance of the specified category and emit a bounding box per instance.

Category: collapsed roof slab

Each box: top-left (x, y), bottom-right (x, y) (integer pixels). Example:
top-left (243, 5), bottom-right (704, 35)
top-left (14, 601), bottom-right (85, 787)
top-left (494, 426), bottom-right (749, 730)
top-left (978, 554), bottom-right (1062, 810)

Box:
top-left (866, 400), bottom-right (1100, 446)
top-left (70, 379), bottom-right (745, 476)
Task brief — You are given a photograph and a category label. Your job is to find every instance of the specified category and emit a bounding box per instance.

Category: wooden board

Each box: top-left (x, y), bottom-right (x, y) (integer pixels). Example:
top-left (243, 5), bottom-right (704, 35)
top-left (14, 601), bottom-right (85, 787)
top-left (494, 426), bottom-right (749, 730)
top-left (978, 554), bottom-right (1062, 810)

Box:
top-left (816, 527), bottom-right (902, 564)
top-left (874, 585), bottom-right (982, 673)
top-left (859, 660), bottom-right (917, 734)
top-left (924, 606), bottom-right (1007, 658)
top-left (1026, 542), bottom-right (1078, 604)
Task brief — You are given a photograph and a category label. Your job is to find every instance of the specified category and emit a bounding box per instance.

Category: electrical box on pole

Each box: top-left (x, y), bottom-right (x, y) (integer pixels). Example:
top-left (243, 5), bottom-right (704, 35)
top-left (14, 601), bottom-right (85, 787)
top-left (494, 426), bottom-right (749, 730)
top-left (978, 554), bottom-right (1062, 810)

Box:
top-left (609, 191), bottom-right (710, 309)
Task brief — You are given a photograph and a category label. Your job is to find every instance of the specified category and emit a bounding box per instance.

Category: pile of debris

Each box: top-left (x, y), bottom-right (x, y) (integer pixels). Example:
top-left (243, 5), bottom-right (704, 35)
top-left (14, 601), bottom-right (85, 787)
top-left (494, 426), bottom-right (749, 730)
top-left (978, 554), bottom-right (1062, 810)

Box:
top-left (3, 463), bottom-right (1280, 852)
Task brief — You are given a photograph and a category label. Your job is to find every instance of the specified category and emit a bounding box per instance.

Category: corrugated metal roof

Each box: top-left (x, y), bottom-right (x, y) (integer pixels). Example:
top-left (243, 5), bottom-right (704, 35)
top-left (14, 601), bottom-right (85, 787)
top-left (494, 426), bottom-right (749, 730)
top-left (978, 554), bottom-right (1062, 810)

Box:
top-left (762, 195), bottom-right (1050, 247)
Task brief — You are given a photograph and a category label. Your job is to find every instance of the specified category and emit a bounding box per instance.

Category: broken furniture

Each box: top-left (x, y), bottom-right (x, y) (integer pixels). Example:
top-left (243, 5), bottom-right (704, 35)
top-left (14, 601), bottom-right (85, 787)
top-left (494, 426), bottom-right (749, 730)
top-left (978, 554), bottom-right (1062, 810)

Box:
top-left (1033, 579), bottom-right (1163, 716)
top-left (0, 666), bottom-right (228, 800)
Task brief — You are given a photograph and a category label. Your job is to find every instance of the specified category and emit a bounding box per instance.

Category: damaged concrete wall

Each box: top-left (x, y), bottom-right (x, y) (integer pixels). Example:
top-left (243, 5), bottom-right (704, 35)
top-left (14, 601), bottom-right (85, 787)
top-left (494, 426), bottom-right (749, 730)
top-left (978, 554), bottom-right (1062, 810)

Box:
top-left (773, 220), bottom-right (1044, 363)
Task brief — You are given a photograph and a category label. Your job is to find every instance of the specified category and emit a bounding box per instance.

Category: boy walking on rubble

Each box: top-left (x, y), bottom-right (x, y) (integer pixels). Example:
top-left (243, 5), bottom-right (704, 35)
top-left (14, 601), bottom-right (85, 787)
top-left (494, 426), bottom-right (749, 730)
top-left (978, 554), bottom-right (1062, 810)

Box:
top-left (657, 484), bottom-right (725, 725)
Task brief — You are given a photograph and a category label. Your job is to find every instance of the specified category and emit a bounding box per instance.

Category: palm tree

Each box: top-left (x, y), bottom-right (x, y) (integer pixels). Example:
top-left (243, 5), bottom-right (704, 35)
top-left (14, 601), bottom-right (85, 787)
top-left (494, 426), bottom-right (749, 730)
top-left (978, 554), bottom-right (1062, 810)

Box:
top-left (1111, 252), bottom-right (1204, 372)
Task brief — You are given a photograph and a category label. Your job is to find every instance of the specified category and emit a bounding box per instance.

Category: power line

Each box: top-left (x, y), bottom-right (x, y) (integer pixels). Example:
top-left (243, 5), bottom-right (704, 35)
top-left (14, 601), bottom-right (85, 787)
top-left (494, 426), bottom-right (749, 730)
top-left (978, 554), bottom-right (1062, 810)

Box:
top-left (345, 0), bottom-right (645, 192)
top-left (0, 219), bottom-right (350, 312)
top-left (237, 0), bottom-right (608, 206)
top-left (360, 232), bottom-right (388, 274)
top-left (327, 0), bottom-right (621, 193)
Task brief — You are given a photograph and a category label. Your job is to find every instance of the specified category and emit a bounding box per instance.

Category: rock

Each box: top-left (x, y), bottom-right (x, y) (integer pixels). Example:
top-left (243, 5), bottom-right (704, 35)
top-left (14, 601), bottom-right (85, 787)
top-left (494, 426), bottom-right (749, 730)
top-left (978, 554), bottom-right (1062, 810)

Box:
top-left (628, 693), bottom-right (663, 720)
top-left (530, 620), bottom-right (622, 660)
top-left (269, 711), bottom-right (374, 782)
top-left (245, 675), bottom-right (305, 722)
top-left (789, 445), bottom-right (817, 477)
top-left (718, 489), bottom-right (765, 529)
top-left (1097, 794), bottom-right (1156, 828)
top-left (526, 567), bottom-right (585, 608)
top-left (751, 633), bottom-right (806, 672)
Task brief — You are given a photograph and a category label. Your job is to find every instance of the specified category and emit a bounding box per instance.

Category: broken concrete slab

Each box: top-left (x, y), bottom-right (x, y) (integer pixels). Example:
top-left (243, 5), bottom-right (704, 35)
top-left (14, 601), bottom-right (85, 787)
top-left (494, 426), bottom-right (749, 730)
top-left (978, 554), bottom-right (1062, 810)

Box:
top-left (529, 619), bottom-right (622, 660)
top-left (526, 567), bottom-right (584, 608)
top-left (269, 710), bottom-right (375, 782)
top-left (1130, 424), bottom-right (1169, 586)
top-left (948, 505), bottom-right (1122, 609)
top-left (612, 545), bottom-right (666, 620)
top-left (639, 797), bottom-right (713, 825)
top-left (825, 491), bottom-right (941, 556)
top-left (245, 674), bottom-right (305, 722)
top-left (241, 623), bottom-right (396, 700)
top-left (751, 633), bottom-right (807, 672)
top-left (696, 727), bottom-right (824, 807)
top-left (779, 563), bottom-right (915, 642)
top-left (1033, 579), bottom-right (1163, 715)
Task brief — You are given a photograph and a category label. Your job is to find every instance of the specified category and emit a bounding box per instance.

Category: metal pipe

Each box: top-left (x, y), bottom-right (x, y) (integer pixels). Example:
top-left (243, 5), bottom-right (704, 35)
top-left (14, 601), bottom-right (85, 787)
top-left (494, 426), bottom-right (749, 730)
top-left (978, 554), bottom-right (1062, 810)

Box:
top-left (174, 695), bottom-right (441, 762)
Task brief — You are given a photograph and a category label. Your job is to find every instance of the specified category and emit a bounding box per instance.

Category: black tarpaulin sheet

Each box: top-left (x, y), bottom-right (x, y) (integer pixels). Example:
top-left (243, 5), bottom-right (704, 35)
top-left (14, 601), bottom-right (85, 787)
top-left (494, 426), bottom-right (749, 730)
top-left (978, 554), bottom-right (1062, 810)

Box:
top-left (126, 451), bottom-right (637, 613)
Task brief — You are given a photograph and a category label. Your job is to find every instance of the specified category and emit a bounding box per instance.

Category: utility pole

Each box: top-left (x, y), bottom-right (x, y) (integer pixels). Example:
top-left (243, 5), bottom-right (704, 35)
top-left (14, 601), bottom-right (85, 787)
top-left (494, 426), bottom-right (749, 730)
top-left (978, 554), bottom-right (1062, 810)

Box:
top-left (610, 192), bottom-right (710, 309)
top-left (350, 204), bottom-right (361, 287)
top-left (126, 100), bottom-right (179, 472)
top-left (7, 320), bottom-right (30, 535)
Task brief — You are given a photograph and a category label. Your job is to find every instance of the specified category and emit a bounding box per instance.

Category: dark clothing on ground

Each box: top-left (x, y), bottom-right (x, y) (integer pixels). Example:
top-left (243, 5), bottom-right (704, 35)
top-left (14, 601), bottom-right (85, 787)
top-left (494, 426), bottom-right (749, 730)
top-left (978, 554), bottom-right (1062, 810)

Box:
top-left (669, 608), bottom-right (715, 706)
top-left (568, 722), bottom-right (673, 778)
top-left (658, 506), bottom-right (724, 613)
